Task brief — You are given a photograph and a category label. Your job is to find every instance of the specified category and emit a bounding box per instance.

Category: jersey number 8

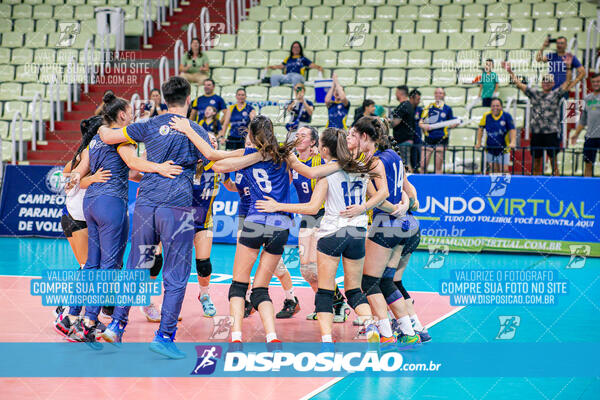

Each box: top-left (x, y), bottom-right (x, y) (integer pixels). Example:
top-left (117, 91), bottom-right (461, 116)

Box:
top-left (253, 168), bottom-right (272, 193)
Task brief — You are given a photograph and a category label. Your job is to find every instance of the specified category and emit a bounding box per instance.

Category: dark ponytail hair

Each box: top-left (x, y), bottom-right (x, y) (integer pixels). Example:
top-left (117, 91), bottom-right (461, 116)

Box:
top-left (320, 127), bottom-right (377, 176)
top-left (101, 92), bottom-right (129, 125)
top-left (71, 115), bottom-right (102, 168)
top-left (354, 115), bottom-right (389, 145)
top-left (248, 115), bottom-right (294, 165)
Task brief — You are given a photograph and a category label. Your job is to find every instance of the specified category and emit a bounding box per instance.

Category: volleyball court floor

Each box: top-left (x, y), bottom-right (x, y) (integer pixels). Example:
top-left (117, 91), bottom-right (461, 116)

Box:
top-left (0, 237), bottom-right (598, 399)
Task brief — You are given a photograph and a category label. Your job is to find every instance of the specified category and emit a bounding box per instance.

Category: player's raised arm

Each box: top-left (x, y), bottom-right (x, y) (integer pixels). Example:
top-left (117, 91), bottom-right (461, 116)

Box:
top-left (256, 177), bottom-right (328, 216)
top-left (117, 143), bottom-right (183, 179)
top-left (287, 153), bottom-right (341, 179)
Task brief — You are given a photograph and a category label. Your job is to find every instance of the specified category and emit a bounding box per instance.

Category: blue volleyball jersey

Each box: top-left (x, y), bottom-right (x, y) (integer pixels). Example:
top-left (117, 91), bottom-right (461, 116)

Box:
top-left (191, 94), bottom-right (227, 122)
top-left (413, 105), bottom-right (423, 143)
top-left (85, 133), bottom-right (130, 201)
top-left (192, 168), bottom-right (221, 229)
top-left (291, 154), bottom-right (321, 204)
top-left (479, 111), bottom-right (515, 155)
top-left (121, 113), bottom-right (212, 208)
top-left (228, 103), bottom-right (254, 139)
top-left (327, 101), bottom-right (350, 129)
top-left (372, 149), bottom-right (404, 226)
top-left (229, 171), bottom-right (251, 217)
top-left (282, 55), bottom-right (312, 75)
top-left (242, 147), bottom-right (291, 227)
top-left (198, 118), bottom-right (222, 135)
top-left (421, 103), bottom-right (454, 140)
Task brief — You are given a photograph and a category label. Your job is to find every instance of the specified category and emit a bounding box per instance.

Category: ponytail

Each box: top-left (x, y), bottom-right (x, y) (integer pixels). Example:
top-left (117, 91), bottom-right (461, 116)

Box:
top-left (101, 92), bottom-right (129, 125)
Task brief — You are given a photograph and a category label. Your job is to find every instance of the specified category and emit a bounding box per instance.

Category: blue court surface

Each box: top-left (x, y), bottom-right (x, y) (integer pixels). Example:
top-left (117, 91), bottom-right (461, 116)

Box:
top-left (1, 237), bottom-right (599, 399)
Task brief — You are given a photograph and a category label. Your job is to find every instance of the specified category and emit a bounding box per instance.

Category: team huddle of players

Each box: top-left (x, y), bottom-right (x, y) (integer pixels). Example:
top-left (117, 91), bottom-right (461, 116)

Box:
top-left (52, 76), bottom-right (430, 359)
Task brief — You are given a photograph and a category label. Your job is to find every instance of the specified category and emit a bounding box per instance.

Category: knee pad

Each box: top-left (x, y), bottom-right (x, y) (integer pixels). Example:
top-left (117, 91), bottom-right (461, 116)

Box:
top-left (196, 258), bottom-right (212, 278)
top-left (150, 253), bottom-right (163, 278)
top-left (380, 277), bottom-right (402, 305)
top-left (382, 267), bottom-right (397, 279)
top-left (300, 262), bottom-right (318, 284)
top-left (394, 280), bottom-right (411, 300)
top-left (345, 288), bottom-right (368, 310)
top-left (250, 287), bottom-right (271, 309)
top-left (315, 288), bottom-right (334, 313)
top-left (228, 280), bottom-right (249, 300)
top-left (361, 274), bottom-right (382, 296)
top-left (273, 258), bottom-right (288, 278)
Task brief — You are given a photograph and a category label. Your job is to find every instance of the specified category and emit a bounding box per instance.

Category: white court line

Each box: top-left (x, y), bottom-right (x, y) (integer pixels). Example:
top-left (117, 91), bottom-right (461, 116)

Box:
top-left (298, 304), bottom-right (467, 399)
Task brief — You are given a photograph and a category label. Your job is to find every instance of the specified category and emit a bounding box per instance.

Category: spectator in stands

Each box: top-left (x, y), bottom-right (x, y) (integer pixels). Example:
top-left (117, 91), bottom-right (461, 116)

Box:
top-left (536, 36), bottom-right (585, 91)
top-left (409, 89), bottom-right (423, 172)
top-left (285, 83), bottom-right (314, 132)
top-left (189, 79), bottom-right (227, 123)
top-left (266, 41), bottom-right (323, 87)
top-left (179, 38), bottom-right (210, 85)
top-left (391, 85), bottom-right (415, 171)
top-left (419, 88), bottom-right (459, 174)
top-left (220, 88), bottom-right (256, 150)
top-left (475, 98), bottom-right (516, 173)
top-left (476, 59), bottom-right (499, 107)
top-left (198, 105), bottom-right (223, 138)
top-left (141, 89), bottom-right (167, 118)
top-left (352, 99), bottom-right (376, 127)
top-left (324, 73), bottom-right (350, 129)
top-left (571, 73), bottom-right (600, 177)
top-left (94, 89), bottom-right (114, 115)
top-left (503, 60), bottom-right (576, 176)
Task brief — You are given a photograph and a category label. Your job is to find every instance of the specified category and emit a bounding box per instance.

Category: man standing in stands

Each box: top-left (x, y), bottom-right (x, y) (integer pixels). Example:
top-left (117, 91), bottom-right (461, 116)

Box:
top-left (571, 73), bottom-right (600, 177)
top-left (391, 85), bottom-right (415, 171)
top-left (409, 89), bottom-right (423, 172)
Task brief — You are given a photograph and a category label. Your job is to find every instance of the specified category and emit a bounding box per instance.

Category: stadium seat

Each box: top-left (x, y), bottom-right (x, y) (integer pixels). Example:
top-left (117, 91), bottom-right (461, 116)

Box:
top-left (534, 18), bottom-right (558, 32)
top-left (401, 34), bottom-right (424, 50)
top-left (560, 18), bottom-right (583, 32)
top-left (332, 6), bottom-right (354, 20)
top-left (509, 3), bottom-right (531, 19)
top-left (433, 70), bottom-right (457, 86)
top-left (385, 50), bottom-right (408, 67)
top-left (280, 21), bottom-right (301, 35)
top-left (305, 34), bottom-right (328, 50)
top-left (362, 50), bottom-right (384, 67)
top-left (511, 19), bottom-right (533, 33)
top-left (260, 35), bottom-right (282, 51)
top-left (304, 20), bottom-right (325, 34)
top-left (245, 50), bottom-right (268, 68)
top-left (212, 68), bottom-right (235, 85)
top-left (393, 20), bottom-right (415, 34)
top-left (581, 2), bottom-right (597, 18)
top-left (214, 35), bottom-right (236, 50)
top-left (449, 34), bottom-right (472, 50)
top-left (462, 19), bottom-right (484, 33)
top-left (416, 20), bottom-right (438, 34)
top-left (2, 33), bottom-right (24, 48)
top-left (441, 4), bottom-right (462, 19)
top-left (290, 6), bottom-right (311, 21)
top-left (338, 51), bottom-right (361, 67)
top-left (486, 4), bottom-right (508, 19)
top-left (335, 69), bottom-right (356, 86)
top-left (245, 86), bottom-right (268, 103)
top-left (11, 49), bottom-right (34, 65)
top-left (260, 21), bottom-right (281, 35)
top-left (219, 85), bottom-right (238, 103)
top-left (13, 4), bottom-right (33, 19)
top-left (449, 128), bottom-right (475, 147)
top-left (532, 3), bottom-right (555, 18)
top-left (315, 50), bottom-right (337, 67)
top-left (424, 34), bottom-right (448, 51)
top-left (407, 69), bottom-right (431, 87)
top-left (381, 69), bottom-right (405, 87)
top-left (419, 5), bottom-right (439, 19)
top-left (376, 34), bottom-right (400, 51)
top-left (342, 86), bottom-right (363, 106)
top-left (376, 6), bottom-right (396, 20)
top-left (407, 50), bottom-right (431, 67)
top-left (205, 50), bottom-right (223, 66)
top-left (396, 6), bottom-right (419, 20)
top-left (444, 87), bottom-right (466, 106)
top-left (0, 83), bottom-right (22, 101)
top-left (259, 105), bottom-right (281, 121)
top-left (312, 107), bottom-right (328, 126)
top-left (22, 83), bottom-right (45, 100)
top-left (2, 101), bottom-right (28, 120)
top-left (372, 21), bottom-right (392, 34)
top-left (432, 50), bottom-right (456, 68)
top-left (324, 0), bottom-right (343, 6)
top-left (366, 87), bottom-right (390, 106)
top-left (269, 86), bottom-right (293, 102)
top-left (356, 69), bottom-right (380, 86)
top-left (249, 6), bottom-right (269, 21)
top-left (312, 6), bottom-right (332, 20)
top-left (224, 51), bottom-right (246, 67)
top-left (268, 50), bottom-right (288, 66)
top-left (439, 20), bottom-right (460, 33)
top-left (463, 4), bottom-right (485, 19)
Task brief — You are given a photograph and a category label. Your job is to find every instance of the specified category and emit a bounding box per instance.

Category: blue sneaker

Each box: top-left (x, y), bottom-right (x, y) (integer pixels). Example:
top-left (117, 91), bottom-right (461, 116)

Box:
top-left (416, 329), bottom-right (432, 343)
top-left (101, 320), bottom-right (126, 347)
top-left (199, 294), bottom-right (216, 317)
top-left (320, 342), bottom-right (335, 353)
top-left (149, 329), bottom-right (186, 359)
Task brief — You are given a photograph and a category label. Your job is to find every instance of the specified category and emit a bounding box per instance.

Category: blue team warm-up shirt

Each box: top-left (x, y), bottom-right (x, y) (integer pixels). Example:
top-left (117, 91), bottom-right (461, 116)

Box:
top-left (291, 154), bottom-right (321, 204)
top-left (122, 113), bottom-right (212, 208)
top-left (192, 168), bottom-right (221, 229)
top-left (283, 55), bottom-right (312, 75)
top-left (191, 94), bottom-right (227, 122)
top-left (286, 100), bottom-right (313, 131)
top-left (421, 103), bottom-right (454, 140)
top-left (229, 171), bottom-right (251, 217)
top-left (85, 133), bottom-right (130, 201)
top-left (198, 118), bottom-right (222, 135)
top-left (327, 101), bottom-right (350, 129)
top-left (228, 103), bottom-right (254, 139)
top-left (242, 147), bottom-right (291, 227)
top-left (479, 111), bottom-right (515, 155)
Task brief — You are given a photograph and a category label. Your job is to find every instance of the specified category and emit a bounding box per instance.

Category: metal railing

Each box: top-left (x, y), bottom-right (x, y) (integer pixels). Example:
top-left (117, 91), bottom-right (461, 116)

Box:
top-left (66, 56), bottom-right (79, 112)
top-left (174, 39), bottom-right (185, 75)
top-left (143, 74), bottom-right (155, 102)
top-left (10, 112), bottom-right (24, 165)
top-left (408, 145), bottom-right (595, 177)
top-left (200, 7), bottom-right (210, 51)
top-left (83, 38), bottom-right (96, 94)
top-left (48, 74), bottom-right (61, 132)
top-left (226, 0), bottom-right (236, 34)
top-left (30, 92), bottom-right (44, 152)
top-left (143, 0), bottom-right (154, 47)
top-left (158, 56), bottom-right (170, 93)
top-left (585, 17), bottom-right (599, 95)
top-left (187, 21), bottom-right (197, 49)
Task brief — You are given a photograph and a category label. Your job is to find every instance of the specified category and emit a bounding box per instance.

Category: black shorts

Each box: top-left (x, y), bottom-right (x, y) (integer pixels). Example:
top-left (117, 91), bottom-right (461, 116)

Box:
top-left (226, 137), bottom-right (245, 150)
top-left (238, 220), bottom-right (289, 255)
top-left (424, 136), bottom-right (448, 146)
top-left (61, 213), bottom-right (87, 238)
top-left (300, 208), bottom-right (325, 230)
top-left (401, 229), bottom-right (421, 257)
top-left (482, 97), bottom-right (493, 107)
top-left (317, 226), bottom-right (367, 260)
top-left (583, 137), bottom-right (600, 164)
top-left (368, 225), bottom-right (419, 250)
top-left (530, 133), bottom-right (560, 158)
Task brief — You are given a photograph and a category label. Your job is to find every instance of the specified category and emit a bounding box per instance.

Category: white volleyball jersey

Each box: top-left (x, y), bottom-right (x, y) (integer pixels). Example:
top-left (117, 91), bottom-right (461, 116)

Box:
top-left (66, 186), bottom-right (86, 221)
top-left (318, 169), bottom-right (369, 237)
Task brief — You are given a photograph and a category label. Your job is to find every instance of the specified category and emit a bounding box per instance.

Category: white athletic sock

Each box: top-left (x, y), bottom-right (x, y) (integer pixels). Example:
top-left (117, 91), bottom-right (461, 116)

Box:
top-left (199, 285), bottom-right (209, 296)
top-left (397, 316), bottom-right (415, 336)
top-left (377, 319), bottom-right (394, 338)
top-left (410, 314), bottom-right (424, 331)
top-left (266, 332), bottom-right (278, 343)
top-left (231, 331), bottom-right (242, 342)
top-left (285, 288), bottom-right (295, 301)
top-left (321, 334), bottom-right (333, 343)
